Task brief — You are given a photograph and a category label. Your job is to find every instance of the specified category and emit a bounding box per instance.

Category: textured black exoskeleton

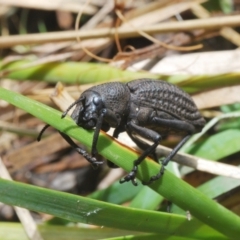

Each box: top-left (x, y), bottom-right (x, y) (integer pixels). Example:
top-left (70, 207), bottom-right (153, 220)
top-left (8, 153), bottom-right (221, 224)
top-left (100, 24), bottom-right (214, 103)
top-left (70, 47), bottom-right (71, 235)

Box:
top-left (39, 79), bottom-right (205, 186)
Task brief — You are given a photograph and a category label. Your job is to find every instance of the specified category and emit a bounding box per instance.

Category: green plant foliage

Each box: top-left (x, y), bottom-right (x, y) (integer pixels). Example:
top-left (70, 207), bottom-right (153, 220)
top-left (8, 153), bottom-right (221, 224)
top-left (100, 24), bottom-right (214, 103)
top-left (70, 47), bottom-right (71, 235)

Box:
top-left (0, 179), bottom-right (227, 239)
top-left (0, 60), bottom-right (158, 84)
top-left (89, 181), bottom-right (144, 205)
top-left (186, 129), bottom-right (240, 160)
top-left (0, 223), bottom-right (142, 240)
top-left (1, 87), bottom-right (240, 239)
top-left (2, 60), bottom-right (240, 93)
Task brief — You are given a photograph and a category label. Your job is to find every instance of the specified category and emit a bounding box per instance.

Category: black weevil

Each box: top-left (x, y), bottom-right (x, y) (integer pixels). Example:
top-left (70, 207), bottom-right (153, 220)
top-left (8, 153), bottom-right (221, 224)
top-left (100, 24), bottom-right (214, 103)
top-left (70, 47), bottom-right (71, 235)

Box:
top-left (38, 79), bottom-right (205, 186)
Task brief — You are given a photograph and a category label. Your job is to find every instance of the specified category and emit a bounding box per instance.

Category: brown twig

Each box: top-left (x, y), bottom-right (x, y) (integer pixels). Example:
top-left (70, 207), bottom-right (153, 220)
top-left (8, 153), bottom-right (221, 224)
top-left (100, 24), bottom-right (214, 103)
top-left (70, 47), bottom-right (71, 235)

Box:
top-left (1, 15), bottom-right (240, 48)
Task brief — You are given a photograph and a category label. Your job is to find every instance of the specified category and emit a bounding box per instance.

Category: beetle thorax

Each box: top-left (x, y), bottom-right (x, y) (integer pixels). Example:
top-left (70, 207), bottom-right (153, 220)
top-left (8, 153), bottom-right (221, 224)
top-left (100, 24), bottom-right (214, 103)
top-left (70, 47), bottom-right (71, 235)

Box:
top-left (90, 82), bottom-right (131, 117)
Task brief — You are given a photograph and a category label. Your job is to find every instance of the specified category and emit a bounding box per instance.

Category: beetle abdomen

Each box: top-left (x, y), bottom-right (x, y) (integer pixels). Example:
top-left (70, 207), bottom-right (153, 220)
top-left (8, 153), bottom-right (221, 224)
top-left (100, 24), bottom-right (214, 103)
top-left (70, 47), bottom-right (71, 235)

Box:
top-left (127, 79), bottom-right (205, 129)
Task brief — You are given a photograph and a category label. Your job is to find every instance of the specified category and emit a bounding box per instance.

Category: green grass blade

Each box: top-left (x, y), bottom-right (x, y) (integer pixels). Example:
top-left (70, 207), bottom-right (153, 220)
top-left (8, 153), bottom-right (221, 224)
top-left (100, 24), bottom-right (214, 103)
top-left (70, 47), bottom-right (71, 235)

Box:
top-left (103, 234), bottom-right (199, 240)
top-left (186, 129), bottom-right (240, 160)
top-left (168, 72), bottom-right (240, 92)
top-left (197, 174), bottom-right (240, 199)
top-left (0, 179), bottom-right (226, 239)
top-left (172, 173), bottom-right (240, 215)
top-left (88, 181), bottom-right (144, 204)
top-left (129, 186), bottom-right (163, 210)
top-left (0, 222), bottom-right (142, 240)
top-left (0, 60), bottom-right (158, 84)
top-left (2, 60), bottom-right (240, 93)
top-left (0, 87), bottom-right (240, 239)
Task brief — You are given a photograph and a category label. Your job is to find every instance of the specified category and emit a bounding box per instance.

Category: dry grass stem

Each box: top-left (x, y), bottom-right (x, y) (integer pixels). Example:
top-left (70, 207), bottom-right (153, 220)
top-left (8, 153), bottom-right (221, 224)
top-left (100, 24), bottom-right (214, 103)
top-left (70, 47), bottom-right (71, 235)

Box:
top-left (0, 157), bottom-right (43, 240)
top-left (193, 85), bottom-right (240, 109)
top-left (0, 0), bottom-right (96, 14)
top-left (81, 0), bottom-right (114, 30)
top-left (155, 146), bottom-right (240, 179)
top-left (114, 131), bottom-right (240, 179)
top-left (0, 120), bottom-right (39, 136)
top-left (50, 82), bottom-right (76, 114)
top-left (115, 9), bottom-right (202, 52)
top-left (6, 134), bottom-right (70, 172)
top-left (97, 168), bottom-right (125, 190)
top-left (220, 27), bottom-right (240, 47)
top-left (192, 3), bottom-right (240, 47)
top-left (1, 15), bottom-right (240, 48)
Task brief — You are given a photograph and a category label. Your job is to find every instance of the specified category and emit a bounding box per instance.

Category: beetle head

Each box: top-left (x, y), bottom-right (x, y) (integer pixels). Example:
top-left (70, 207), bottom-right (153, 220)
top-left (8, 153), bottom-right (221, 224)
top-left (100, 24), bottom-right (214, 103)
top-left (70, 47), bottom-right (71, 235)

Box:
top-left (71, 91), bottom-right (103, 129)
top-left (62, 82), bottom-right (130, 131)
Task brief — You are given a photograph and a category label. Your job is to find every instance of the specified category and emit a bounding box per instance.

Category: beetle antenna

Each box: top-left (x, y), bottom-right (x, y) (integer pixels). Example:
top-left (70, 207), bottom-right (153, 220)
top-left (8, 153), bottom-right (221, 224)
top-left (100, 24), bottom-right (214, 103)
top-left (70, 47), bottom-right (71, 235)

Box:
top-left (61, 97), bottom-right (85, 118)
top-left (37, 124), bottom-right (50, 141)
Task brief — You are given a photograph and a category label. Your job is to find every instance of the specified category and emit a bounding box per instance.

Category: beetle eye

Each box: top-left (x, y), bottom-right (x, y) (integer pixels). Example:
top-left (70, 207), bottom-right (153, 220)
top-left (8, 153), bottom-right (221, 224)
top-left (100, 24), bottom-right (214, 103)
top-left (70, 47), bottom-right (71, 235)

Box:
top-left (93, 97), bottom-right (100, 105)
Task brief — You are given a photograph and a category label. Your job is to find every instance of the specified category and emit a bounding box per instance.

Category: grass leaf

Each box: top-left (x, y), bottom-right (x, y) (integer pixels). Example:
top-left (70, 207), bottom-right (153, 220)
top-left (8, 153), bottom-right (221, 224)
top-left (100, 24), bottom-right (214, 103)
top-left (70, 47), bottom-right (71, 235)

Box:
top-left (0, 87), bottom-right (240, 239)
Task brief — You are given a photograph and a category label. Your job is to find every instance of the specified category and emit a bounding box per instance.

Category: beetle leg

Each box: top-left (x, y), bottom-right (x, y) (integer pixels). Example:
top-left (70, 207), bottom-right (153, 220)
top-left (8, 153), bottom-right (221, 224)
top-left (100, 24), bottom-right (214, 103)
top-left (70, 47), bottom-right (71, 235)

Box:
top-left (104, 125), bottom-right (125, 169)
top-left (58, 131), bottom-right (103, 167)
top-left (91, 108), bottom-right (120, 155)
top-left (113, 125), bottom-right (124, 138)
top-left (37, 124), bottom-right (50, 141)
top-left (103, 109), bottom-right (121, 128)
top-left (127, 130), bottom-right (159, 163)
top-left (91, 109), bottom-right (106, 157)
top-left (142, 134), bottom-right (191, 185)
top-left (139, 117), bottom-right (195, 184)
top-left (94, 109), bottom-right (122, 168)
top-left (120, 122), bottom-right (162, 186)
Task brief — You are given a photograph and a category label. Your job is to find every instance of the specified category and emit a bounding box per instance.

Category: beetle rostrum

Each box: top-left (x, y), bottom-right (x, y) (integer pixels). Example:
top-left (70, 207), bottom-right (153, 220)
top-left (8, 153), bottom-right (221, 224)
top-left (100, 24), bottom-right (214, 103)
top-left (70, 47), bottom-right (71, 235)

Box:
top-left (39, 79), bottom-right (205, 186)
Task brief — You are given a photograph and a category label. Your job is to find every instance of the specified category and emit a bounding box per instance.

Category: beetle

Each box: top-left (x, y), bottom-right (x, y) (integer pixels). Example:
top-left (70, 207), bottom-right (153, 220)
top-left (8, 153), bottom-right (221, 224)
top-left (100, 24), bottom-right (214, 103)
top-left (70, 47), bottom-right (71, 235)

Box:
top-left (38, 79), bottom-right (205, 186)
